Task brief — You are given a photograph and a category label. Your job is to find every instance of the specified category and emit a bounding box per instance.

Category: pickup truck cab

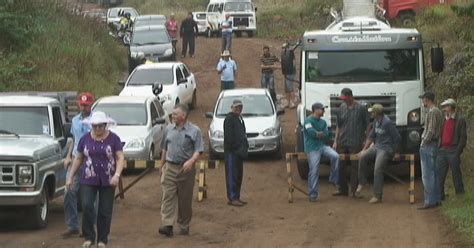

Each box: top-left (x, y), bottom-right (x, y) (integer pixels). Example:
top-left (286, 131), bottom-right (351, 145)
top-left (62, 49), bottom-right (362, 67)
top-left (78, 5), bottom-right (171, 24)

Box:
top-left (0, 95), bottom-right (71, 228)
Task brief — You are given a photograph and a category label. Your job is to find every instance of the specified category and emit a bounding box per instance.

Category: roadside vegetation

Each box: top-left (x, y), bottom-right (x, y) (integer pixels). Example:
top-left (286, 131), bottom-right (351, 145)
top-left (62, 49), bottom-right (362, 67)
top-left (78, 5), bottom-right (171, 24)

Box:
top-left (0, 0), bottom-right (126, 96)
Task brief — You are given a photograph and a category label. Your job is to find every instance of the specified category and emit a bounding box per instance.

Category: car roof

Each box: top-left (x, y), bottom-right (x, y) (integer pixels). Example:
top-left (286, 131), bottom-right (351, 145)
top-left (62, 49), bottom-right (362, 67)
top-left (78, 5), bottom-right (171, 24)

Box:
top-left (0, 95), bottom-right (59, 106)
top-left (136, 15), bottom-right (166, 20)
top-left (133, 25), bottom-right (166, 32)
top-left (220, 88), bottom-right (269, 97)
top-left (96, 95), bottom-right (153, 104)
top-left (135, 62), bottom-right (181, 70)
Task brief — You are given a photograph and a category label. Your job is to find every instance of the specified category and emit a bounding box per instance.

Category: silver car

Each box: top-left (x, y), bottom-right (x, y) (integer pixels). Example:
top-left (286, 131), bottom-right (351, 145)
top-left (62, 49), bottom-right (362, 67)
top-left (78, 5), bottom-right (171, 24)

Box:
top-left (133, 15), bottom-right (166, 31)
top-left (205, 88), bottom-right (285, 159)
top-left (92, 96), bottom-right (169, 160)
top-left (129, 25), bottom-right (175, 62)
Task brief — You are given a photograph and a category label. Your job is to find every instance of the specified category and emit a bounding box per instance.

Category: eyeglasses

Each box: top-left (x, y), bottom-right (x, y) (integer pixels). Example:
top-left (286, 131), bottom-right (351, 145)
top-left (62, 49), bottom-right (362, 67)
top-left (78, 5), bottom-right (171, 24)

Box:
top-left (92, 124), bottom-right (106, 129)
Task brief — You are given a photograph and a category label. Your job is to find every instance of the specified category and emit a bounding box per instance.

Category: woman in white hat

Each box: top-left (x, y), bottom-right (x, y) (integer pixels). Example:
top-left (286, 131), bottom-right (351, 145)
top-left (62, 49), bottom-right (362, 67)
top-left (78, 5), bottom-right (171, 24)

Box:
top-left (66, 111), bottom-right (124, 248)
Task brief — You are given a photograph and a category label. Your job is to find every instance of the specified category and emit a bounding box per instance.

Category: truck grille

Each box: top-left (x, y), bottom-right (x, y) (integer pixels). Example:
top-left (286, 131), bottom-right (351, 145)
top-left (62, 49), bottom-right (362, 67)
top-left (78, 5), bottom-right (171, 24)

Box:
top-left (233, 17), bottom-right (249, 27)
top-left (329, 96), bottom-right (397, 127)
top-left (0, 165), bottom-right (15, 185)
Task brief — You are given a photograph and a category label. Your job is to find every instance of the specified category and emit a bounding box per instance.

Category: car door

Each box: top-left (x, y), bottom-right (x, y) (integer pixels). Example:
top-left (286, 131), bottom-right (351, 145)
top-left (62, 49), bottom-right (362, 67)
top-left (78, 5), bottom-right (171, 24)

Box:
top-left (149, 100), bottom-right (162, 155)
top-left (175, 65), bottom-right (190, 104)
top-left (181, 64), bottom-right (195, 103)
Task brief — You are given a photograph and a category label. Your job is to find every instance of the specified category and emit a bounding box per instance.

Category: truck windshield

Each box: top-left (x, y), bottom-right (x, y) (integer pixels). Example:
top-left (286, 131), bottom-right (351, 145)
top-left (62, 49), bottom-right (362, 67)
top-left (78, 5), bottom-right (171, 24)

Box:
top-left (224, 2), bottom-right (253, 11)
top-left (0, 107), bottom-right (50, 135)
top-left (93, 103), bottom-right (147, 125)
top-left (305, 49), bottom-right (419, 82)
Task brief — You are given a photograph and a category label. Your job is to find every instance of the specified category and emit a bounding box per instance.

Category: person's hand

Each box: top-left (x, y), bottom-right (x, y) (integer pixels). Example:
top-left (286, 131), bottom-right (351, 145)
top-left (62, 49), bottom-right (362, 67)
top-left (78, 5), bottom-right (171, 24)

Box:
top-left (109, 174), bottom-right (120, 187)
top-left (316, 131), bottom-right (323, 138)
top-left (181, 160), bottom-right (195, 173)
top-left (332, 141), bottom-right (338, 150)
top-left (64, 156), bottom-right (71, 169)
top-left (66, 176), bottom-right (73, 191)
top-left (222, 64), bottom-right (227, 70)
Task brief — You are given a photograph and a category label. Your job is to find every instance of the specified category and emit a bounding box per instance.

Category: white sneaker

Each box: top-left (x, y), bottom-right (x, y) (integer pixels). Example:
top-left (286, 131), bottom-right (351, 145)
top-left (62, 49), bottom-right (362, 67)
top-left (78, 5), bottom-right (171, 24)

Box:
top-left (368, 197), bottom-right (381, 204)
top-left (82, 241), bottom-right (93, 248)
top-left (98, 242), bottom-right (107, 248)
top-left (354, 184), bottom-right (363, 198)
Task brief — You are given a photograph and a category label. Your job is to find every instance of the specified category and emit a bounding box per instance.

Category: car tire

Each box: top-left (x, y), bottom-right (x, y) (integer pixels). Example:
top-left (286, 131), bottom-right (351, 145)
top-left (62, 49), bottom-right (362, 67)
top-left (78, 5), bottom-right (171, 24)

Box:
top-left (296, 125), bottom-right (308, 180)
top-left (29, 185), bottom-right (49, 229)
top-left (275, 136), bottom-right (284, 160)
top-left (149, 145), bottom-right (155, 161)
top-left (209, 143), bottom-right (218, 160)
top-left (206, 28), bottom-right (212, 38)
top-left (189, 90), bottom-right (197, 110)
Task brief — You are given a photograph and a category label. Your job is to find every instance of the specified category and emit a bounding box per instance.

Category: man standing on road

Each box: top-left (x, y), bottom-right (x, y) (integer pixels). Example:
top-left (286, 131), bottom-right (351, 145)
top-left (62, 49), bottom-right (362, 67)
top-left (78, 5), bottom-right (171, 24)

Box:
top-left (180, 12), bottom-right (199, 58)
top-left (260, 45), bottom-right (280, 102)
top-left (356, 104), bottom-right (401, 204)
top-left (216, 50), bottom-right (237, 90)
top-left (332, 88), bottom-right (370, 197)
top-left (165, 13), bottom-right (178, 52)
top-left (418, 92), bottom-right (444, 210)
top-left (221, 14), bottom-right (233, 53)
top-left (303, 102), bottom-right (340, 202)
top-left (61, 92), bottom-right (93, 238)
top-left (281, 43), bottom-right (297, 108)
top-left (159, 104), bottom-right (204, 237)
top-left (224, 99), bottom-right (249, 207)
top-left (437, 98), bottom-right (467, 201)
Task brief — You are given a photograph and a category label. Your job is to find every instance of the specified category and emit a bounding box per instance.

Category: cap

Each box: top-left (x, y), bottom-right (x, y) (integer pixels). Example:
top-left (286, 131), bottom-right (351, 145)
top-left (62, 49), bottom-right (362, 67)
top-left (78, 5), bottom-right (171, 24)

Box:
top-left (311, 102), bottom-right (328, 112)
top-left (338, 88), bottom-right (353, 100)
top-left (232, 99), bottom-right (243, 107)
top-left (78, 92), bottom-right (94, 106)
top-left (419, 91), bottom-right (435, 101)
top-left (368, 104), bottom-right (384, 115)
top-left (221, 50), bottom-right (231, 57)
top-left (440, 98), bottom-right (456, 107)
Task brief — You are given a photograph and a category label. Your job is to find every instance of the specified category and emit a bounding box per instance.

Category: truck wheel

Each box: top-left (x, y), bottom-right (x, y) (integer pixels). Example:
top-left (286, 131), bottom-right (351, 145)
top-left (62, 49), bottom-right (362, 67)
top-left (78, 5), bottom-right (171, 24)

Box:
top-left (30, 186), bottom-right (49, 229)
top-left (399, 13), bottom-right (415, 26)
top-left (296, 125), bottom-right (308, 180)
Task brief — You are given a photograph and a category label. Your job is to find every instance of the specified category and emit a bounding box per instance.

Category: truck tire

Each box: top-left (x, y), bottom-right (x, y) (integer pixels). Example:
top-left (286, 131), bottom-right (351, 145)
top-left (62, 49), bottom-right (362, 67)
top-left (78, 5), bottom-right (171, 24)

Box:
top-left (296, 125), bottom-right (308, 180)
top-left (30, 186), bottom-right (49, 229)
top-left (399, 12), bottom-right (415, 26)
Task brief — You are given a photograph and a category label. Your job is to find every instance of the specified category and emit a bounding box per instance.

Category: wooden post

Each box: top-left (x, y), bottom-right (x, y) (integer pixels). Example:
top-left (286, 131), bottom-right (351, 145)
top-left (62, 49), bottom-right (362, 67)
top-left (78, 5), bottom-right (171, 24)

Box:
top-left (409, 154), bottom-right (415, 204)
top-left (197, 161), bottom-right (206, 202)
top-left (286, 153), bottom-right (294, 203)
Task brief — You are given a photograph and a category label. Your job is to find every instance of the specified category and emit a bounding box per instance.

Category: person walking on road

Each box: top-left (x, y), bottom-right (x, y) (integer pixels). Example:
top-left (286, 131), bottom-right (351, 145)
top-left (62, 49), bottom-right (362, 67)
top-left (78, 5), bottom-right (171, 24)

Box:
top-left (159, 104), bottom-right (204, 237)
top-left (180, 12), bottom-right (199, 58)
top-left (281, 43), bottom-right (297, 108)
top-left (332, 88), bottom-right (370, 197)
top-left (437, 98), bottom-right (467, 201)
top-left (260, 45), bottom-right (280, 102)
top-left (165, 13), bottom-right (178, 52)
top-left (224, 99), bottom-right (249, 207)
top-left (62, 92), bottom-right (94, 239)
top-left (66, 111), bottom-right (125, 248)
top-left (216, 50), bottom-right (237, 90)
top-left (303, 102), bottom-right (340, 202)
top-left (356, 104), bottom-right (401, 204)
top-left (418, 92), bottom-right (444, 210)
top-left (221, 14), bottom-right (233, 52)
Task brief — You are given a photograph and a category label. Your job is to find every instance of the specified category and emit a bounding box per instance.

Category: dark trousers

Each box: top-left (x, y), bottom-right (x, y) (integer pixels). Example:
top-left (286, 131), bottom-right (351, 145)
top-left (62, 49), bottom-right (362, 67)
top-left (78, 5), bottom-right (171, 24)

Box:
top-left (81, 185), bottom-right (115, 244)
top-left (224, 152), bottom-right (243, 201)
top-left (437, 148), bottom-right (465, 199)
top-left (181, 35), bottom-right (195, 56)
top-left (337, 146), bottom-right (360, 195)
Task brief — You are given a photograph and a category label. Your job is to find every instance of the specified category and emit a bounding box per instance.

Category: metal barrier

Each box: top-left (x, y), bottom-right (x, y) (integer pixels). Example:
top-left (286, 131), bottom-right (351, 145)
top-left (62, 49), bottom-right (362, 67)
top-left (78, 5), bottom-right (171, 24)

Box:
top-left (285, 153), bottom-right (416, 204)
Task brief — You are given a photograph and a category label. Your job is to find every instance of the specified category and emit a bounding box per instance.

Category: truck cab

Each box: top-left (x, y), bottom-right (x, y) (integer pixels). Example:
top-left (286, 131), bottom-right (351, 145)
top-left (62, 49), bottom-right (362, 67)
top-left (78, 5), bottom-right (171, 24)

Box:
top-left (0, 95), bottom-right (72, 228)
top-left (380, 0), bottom-right (454, 25)
top-left (205, 0), bottom-right (257, 37)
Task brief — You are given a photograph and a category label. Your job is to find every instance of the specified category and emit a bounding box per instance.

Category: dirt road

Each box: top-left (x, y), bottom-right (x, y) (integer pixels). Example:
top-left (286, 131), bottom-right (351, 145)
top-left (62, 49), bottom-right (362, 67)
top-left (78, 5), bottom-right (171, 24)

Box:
top-left (0, 37), bottom-right (466, 248)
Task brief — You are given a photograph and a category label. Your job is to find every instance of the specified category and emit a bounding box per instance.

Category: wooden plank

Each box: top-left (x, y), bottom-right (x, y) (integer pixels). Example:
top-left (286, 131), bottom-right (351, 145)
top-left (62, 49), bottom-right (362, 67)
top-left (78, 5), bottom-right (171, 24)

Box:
top-left (197, 161), bottom-right (206, 202)
top-left (409, 154), bottom-right (415, 204)
top-left (286, 153), bottom-right (294, 203)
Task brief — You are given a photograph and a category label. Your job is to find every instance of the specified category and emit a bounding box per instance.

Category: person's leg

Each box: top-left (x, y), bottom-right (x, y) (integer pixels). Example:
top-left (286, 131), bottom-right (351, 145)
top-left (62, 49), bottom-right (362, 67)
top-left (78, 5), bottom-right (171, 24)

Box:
top-left (337, 147), bottom-right (350, 195)
top-left (81, 185), bottom-right (98, 244)
top-left (189, 36), bottom-right (195, 56)
top-left (447, 151), bottom-right (465, 194)
top-left (436, 149), bottom-right (449, 200)
top-left (235, 154), bottom-right (243, 200)
top-left (181, 37), bottom-right (188, 57)
top-left (260, 73), bottom-right (267, 88)
top-left (420, 144), bottom-right (437, 205)
top-left (64, 169), bottom-right (80, 234)
top-left (306, 150), bottom-right (322, 200)
top-left (268, 74), bottom-right (276, 103)
top-left (96, 186), bottom-right (115, 245)
top-left (221, 34), bottom-right (227, 53)
top-left (160, 163), bottom-right (179, 227)
top-left (372, 148), bottom-right (392, 200)
top-left (177, 167), bottom-right (196, 230)
top-left (322, 146), bottom-right (339, 185)
top-left (224, 152), bottom-right (234, 201)
top-left (229, 80), bottom-right (235, 89)
top-left (349, 146), bottom-right (361, 195)
top-left (358, 146), bottom-right (376, 186)
top-left (227, 33), bottom-right (232, 52)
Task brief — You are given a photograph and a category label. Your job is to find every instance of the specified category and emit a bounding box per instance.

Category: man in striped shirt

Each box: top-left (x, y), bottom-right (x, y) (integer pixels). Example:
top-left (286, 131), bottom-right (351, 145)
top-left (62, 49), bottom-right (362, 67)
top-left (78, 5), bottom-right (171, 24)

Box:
top-left (418, 91), bottom-right (444, 210)
top-left (260, 45), bottom-right (280, 102)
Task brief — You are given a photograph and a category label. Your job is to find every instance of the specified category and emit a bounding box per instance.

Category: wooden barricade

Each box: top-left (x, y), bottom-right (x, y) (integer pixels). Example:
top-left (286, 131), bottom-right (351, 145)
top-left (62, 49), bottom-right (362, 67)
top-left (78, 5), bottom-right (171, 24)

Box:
top-left (285, 153), bottom-right (416, 204)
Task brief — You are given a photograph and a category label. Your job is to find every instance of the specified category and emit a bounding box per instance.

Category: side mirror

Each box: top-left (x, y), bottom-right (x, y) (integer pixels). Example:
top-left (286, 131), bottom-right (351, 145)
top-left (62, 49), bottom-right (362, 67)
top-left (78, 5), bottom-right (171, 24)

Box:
top-left (153, 117), bottom-right (166, 125)
top-left (152, 82), bottom-right (163, 96)
top-left (205, 112), bottom-right (213, 118)
top-left (277, 108), bottom-right (285, 116)
top-left (431, 47), bottom-right (444, 73)
top-left (281, 48), bottom-right (295, 75)
top-left (118, 80), bottom-right (125, 87)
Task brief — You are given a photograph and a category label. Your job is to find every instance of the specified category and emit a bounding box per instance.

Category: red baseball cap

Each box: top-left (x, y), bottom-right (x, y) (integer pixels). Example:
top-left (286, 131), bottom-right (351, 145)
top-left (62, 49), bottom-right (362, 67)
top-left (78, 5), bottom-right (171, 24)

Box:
top-left (338, 88), bottom-right (353, 100)
top-left (78, 92), bottom-right (94, 106)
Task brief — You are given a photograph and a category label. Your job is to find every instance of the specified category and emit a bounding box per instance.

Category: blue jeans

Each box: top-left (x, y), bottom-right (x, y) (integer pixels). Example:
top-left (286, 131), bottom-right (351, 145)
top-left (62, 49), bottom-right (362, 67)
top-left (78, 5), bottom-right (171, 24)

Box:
top-left (64, 167), bottom-right (80, 231)
top-left (221, 80), bottom-right (235, 90)
top-left (222, 32), bottom-right (232, 52)
top-left (358, 146), bottom-right (393, 199)
top-left (420, 142), bottom-right (440, 205)
top-left (261, 72), bottom-right (276, 102)
top-left (81, 185), bottom-right (115, 245)
top-left (306, 146), bottom-right (340, 199)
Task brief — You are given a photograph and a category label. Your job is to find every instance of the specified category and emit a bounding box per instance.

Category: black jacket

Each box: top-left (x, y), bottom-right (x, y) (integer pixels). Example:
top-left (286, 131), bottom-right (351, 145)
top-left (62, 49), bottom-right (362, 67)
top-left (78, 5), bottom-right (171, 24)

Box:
top-left (224, 112), bottom-right (249, 154)
top-left (180, 18), bottom-right (198, 37)
top-left (439, 113), bottom-right (467, 154)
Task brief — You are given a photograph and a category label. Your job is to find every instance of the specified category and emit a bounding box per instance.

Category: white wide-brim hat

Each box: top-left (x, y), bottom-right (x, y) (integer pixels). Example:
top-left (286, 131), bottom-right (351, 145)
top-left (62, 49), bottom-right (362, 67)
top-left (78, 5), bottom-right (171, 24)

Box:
top-left (82, 111), bottom-right (116, 126)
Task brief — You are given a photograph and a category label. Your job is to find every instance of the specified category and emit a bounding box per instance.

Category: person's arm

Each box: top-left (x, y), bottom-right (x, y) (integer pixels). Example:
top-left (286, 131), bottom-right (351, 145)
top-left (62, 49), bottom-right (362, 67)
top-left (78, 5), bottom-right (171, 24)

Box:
top-left (224, 116), bottom-right (234, 150)
top-left (66, 153), bottom-right (83, 191)
top-left (179, 21), bottom-right (185, 36)
top-left (332, 126), bottom-right (340, 150)
top-left (217, 60), bottom-right (225, 74)
top-left (457, 116), bottom-right (467, 154)
top-left (361, 124), bottom-right (375, 151)
top-left (182, 127), bottom-right (204, 172)
top-left (193, 20), bottom-right (199, 36)
top-left (110, 151), bottom-right (125, 187)
top-left (233, 61), bottom-right (237, 78)
top-left (388, 121), bottom-right (401, 151)
top-left (64, 137), bottom-right (74, 168)
top-left (304, 118), bottom-right (318, 138)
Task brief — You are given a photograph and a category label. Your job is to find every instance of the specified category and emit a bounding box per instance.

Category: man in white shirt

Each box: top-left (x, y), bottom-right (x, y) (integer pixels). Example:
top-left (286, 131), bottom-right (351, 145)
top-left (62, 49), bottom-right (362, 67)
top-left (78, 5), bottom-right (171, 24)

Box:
top-left (216, 50), bottom-right (237, 90)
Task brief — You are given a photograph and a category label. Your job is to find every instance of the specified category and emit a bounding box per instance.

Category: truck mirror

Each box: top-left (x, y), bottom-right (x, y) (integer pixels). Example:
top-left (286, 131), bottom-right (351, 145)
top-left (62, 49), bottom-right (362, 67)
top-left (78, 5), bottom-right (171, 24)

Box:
top-left (431, 47), bottom-right (444, 73)
top-left (152, 82), bottom-right (163, 96)
top-left (281, 48), bottom-right (295, 75)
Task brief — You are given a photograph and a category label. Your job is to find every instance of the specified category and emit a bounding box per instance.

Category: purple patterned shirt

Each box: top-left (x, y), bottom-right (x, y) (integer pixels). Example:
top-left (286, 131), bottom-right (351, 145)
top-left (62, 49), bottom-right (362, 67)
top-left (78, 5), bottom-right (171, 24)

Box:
top-left (77, 132), bottom-right (123, 186)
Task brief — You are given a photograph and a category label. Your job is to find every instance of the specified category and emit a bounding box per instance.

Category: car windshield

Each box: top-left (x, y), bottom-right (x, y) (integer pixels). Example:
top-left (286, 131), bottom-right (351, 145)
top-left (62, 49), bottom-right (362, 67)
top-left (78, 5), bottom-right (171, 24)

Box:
top-left (0, 107), bottom-right (50, 135)
top-left (132, 29), bottom-right (170, 46)
top-left (128, 68), bottom-right (174, 85)
top-left (108, 8), bottom-right (138, 18)
top-left (224, 2), bottom-right (253, 11)
top-left (305, 49), bottom-right (420, 83)
top-left (93, 103), bottom-right (147, 125)
top-left (134, 18), bottom-right (166, 28)
top-left (215, 95), bottom-right (274, 117)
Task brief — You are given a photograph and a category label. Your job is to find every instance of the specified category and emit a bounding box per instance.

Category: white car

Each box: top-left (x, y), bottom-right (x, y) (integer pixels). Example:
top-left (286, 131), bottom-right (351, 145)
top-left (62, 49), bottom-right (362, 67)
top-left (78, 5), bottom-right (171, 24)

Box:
top-left (205, 88), bottom-right (285, 159)
top-left (92, 95), bottom-right (169, 160)
top-left (106, 7), bottom-right (139, 25)
top-left (119, 62), bottom-right (197, 115)
top-left (192, 12), bottom-right (208, 34)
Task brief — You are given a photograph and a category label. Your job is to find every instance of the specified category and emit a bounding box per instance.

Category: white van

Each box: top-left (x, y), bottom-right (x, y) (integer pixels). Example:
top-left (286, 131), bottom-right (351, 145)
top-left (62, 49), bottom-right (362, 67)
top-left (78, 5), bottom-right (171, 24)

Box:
top-left (205, 0), bottom-right (257, 37)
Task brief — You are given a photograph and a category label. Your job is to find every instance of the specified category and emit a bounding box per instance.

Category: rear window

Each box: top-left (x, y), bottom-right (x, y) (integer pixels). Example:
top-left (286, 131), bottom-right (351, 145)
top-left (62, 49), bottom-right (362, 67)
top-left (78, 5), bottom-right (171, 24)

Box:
top-left (128, 68), bottom-right (174, 86)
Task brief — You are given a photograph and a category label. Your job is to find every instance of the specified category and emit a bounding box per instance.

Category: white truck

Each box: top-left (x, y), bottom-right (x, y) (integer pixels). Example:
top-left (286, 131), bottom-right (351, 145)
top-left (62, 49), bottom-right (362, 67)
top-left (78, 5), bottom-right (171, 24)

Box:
top-left (281, 0), bottom-right (444, 179)
top-left (205, 0), bottom-right (257, 37)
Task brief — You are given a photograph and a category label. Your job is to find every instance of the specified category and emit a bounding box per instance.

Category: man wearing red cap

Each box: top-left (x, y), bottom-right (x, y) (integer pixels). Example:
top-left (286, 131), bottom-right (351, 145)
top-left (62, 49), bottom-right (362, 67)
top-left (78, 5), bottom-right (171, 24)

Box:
top-left (61, 92), bottom-right (94, 238)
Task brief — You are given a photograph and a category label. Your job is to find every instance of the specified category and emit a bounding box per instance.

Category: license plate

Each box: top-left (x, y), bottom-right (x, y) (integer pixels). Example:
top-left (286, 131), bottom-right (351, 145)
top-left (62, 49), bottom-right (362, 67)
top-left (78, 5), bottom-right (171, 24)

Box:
top-left (248, 140), bottom-right (256, 148)
top-left (238, 25), bottom-right (246, 30)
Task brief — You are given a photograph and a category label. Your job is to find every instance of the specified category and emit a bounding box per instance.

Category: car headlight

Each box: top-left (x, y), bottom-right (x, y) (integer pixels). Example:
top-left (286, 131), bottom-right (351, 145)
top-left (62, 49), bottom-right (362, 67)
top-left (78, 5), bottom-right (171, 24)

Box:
top-left (17, 165), bottom-right (34, 185)
top-left (212, 130), bottom-right (224, 139)
top-left (262, 127), bottom-right (278, 136)
top-left (164, 48), bottom-right (173, 57)
top-left (408, 109), bottom-right (420, 124)
top-left (125, 139), bottom-right (145, 149)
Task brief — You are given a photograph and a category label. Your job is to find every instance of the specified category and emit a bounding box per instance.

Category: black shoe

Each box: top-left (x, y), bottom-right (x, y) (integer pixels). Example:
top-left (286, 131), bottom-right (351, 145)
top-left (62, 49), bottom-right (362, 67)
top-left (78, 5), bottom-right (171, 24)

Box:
top-left (158, 225), bottom-right (173, 237)
top-left (417, 204), bottom-right (438, 210)
top-left (228, 200), bottom-right (244, 207)
top-left (179, 227), bottom-right (189, 235)
top-left (332, 191), bottom-right (349, 196)
top-left (61, 229), bottom-right (80, 238)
